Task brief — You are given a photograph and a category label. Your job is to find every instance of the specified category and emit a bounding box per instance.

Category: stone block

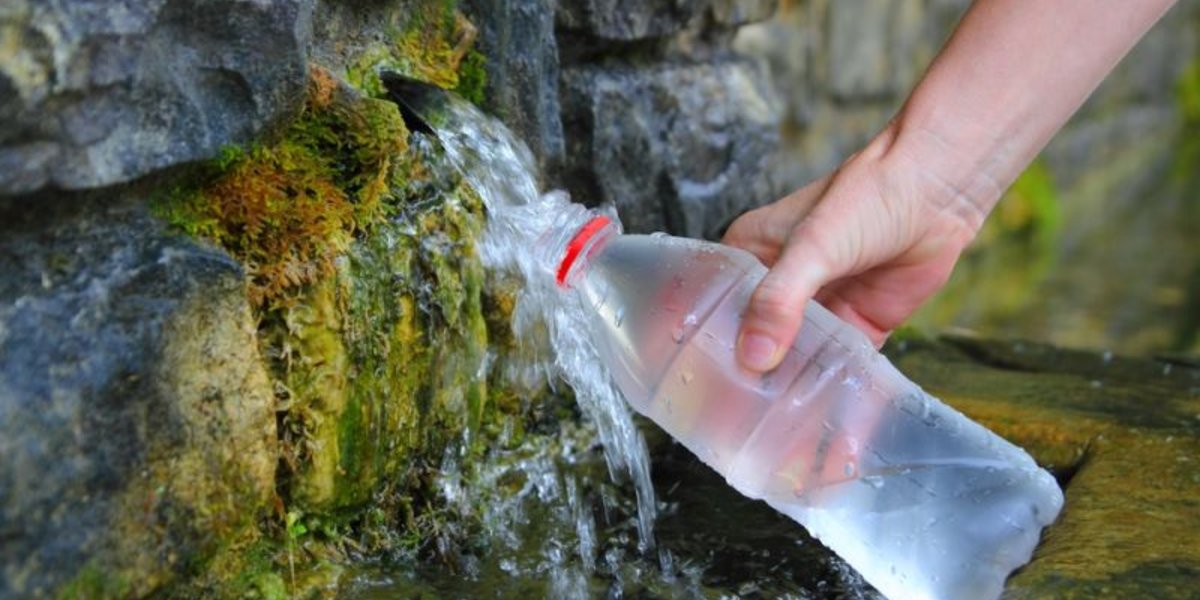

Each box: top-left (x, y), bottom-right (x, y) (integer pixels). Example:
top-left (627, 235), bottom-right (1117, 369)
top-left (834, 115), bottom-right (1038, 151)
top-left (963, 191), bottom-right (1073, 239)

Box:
top-left (556, 0), bottom-right (707, 41)
top-left (463, 0), bottom-right (566, 183)
top-left (823, 0), bottom-right (924, 101)
top-left (735, 9), bottom-right (815, 128)
top-left (0, 193), bottom-right (275, 598)
top-left (0, 0), bottom-right (312, 196)
top-left (561, 58), bottom-right (782, 238)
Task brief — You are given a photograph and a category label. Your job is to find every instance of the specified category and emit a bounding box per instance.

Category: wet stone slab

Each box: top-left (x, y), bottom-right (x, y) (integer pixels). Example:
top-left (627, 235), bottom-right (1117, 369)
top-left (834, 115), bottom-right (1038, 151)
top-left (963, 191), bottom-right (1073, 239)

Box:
top-left (887, 334), bottom-right (1200, 599)
top-left (338, 333), bottom-right (1199, 600)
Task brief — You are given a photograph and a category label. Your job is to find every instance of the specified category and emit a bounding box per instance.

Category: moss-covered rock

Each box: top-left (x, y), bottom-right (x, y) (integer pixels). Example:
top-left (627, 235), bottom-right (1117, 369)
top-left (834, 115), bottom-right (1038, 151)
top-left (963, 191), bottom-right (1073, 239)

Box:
top-left (141, 48), bottom-right (549, 594)
top-left (0, 194), bottom-right (276, 599)
top-left (887, 335), bottom-right (1200, 597)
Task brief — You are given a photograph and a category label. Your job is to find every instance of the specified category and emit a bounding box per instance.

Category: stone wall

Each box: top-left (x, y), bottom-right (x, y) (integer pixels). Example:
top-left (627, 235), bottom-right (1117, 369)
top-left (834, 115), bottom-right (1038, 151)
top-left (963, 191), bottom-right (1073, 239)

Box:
top-left (465, 0), bottom-right (783, 239)
top-left (0, 1), bottom-right (534, 598)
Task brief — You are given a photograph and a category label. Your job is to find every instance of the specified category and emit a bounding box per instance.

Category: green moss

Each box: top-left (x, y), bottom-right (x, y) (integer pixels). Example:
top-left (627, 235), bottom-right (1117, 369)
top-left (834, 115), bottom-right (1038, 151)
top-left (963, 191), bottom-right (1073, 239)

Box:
top-left (454, 49), bottom-right (489, 106)
top-left (56, 563), bottom-right (129, 600)
top-left (909, 158), bottom-right (1061, 331)
top-left (156, 67), bottom-right (407, 308)
top-left (1177, 57), bottom-right (1200, 126)
top-left (153, 55), bottom-right (533, 597)
top-left (346, 4), bottom-right (484, 104)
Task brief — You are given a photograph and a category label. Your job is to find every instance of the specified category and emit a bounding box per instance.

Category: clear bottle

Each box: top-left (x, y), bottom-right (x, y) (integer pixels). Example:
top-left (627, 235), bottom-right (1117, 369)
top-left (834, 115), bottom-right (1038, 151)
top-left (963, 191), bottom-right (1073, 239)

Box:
top-left (546, 207), bottom-right (1064, 600)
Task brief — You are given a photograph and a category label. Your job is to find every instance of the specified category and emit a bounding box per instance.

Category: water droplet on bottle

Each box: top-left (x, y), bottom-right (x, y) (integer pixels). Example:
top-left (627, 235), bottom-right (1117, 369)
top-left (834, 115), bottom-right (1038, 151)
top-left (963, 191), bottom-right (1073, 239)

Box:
top-left (671, 327), bottom-right (685, 343)
top-left (862, 476), bottom-right (884, 489)
top-left (614, 307), bottom-right (625, 327)
top-left (1102, 350), bottom-right (1114, 363)
top-left (680, 370), bottom-right (694, 384)
top-left (683, 313), bottom-right (698, 326)
top-left (1163, 363), bottom-right (1173, 376)
top-left (843, 462), bottom-right (856, 477)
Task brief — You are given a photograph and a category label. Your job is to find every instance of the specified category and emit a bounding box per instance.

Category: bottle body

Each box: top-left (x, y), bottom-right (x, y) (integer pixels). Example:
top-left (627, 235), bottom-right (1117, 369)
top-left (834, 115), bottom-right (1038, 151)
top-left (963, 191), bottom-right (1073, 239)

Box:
top-left (563, 227), bottom-right (1063, 600)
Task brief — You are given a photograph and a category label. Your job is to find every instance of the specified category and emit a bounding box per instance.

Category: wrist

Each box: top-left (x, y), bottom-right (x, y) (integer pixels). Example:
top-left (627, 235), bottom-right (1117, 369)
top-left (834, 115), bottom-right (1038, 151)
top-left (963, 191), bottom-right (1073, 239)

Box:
top-left (878, 109), bottom-right (1013, 238)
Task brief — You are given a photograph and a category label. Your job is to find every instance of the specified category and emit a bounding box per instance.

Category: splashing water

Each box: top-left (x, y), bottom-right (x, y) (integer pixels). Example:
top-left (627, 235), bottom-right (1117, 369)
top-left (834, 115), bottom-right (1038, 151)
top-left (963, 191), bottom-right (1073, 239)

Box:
top-left (430, 94), bottom-right (658, 551)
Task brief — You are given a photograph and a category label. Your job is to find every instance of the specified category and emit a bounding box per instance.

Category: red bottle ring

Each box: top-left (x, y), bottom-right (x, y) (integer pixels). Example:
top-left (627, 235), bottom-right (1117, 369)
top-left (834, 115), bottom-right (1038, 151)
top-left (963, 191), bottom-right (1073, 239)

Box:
top-left (556, 215), bottom-right (612, 287)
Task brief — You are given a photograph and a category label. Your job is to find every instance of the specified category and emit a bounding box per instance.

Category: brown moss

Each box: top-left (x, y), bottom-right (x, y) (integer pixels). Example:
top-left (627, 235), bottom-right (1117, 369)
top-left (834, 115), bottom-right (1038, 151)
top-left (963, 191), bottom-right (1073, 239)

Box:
top-left (157, 66), bottom-right (408, 308)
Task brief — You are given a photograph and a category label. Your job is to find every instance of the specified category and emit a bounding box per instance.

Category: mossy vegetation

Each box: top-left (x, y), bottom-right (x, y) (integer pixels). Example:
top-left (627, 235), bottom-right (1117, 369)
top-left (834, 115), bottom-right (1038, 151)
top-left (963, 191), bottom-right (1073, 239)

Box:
top-left (909, 159), bottom-right (1062, 331)
top-left (346, 1), bottom-right (487, 105)
top-left (1176, 57), bottom-right (1200, 127)
top-left (156, 67), bottom-right (408, 308)
top-left (149, 28), bottom-right (535, 591)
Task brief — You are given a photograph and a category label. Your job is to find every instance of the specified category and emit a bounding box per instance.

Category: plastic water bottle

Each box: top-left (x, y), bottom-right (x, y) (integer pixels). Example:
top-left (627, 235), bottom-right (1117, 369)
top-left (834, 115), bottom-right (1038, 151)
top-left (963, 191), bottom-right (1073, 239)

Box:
top-left (544, 207), bottom-right (1064, 600)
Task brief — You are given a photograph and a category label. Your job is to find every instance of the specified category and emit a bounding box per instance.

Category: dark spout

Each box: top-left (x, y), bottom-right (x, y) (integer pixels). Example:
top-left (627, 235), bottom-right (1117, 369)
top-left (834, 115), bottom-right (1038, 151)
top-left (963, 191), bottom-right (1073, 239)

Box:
top-left (380, 71), bottom-right (448, 136)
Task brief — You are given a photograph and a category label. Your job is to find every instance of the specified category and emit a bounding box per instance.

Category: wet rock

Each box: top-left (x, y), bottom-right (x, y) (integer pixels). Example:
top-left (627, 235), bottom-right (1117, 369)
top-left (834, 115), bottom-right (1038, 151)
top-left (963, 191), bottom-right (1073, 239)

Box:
top-left (561, 58), bottom-right (781, 238)
top-left (0, 0), bottom-right (312, 196)
top-left (0, 193), bottom-right (276, 598)
top-left (887, 334), bottom-right (1200, 598)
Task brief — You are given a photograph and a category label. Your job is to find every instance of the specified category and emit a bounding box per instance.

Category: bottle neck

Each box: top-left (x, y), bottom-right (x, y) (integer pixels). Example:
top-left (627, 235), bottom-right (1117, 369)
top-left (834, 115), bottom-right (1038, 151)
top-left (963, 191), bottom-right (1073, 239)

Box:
top-left (555, 214), bottom-right (618, 288)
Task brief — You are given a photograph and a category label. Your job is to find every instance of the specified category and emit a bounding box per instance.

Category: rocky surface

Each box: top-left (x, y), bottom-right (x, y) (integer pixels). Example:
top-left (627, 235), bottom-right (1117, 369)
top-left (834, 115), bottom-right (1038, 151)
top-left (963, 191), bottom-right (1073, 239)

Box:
top-left (465, 0), bottom-right (785, 236)
top-left (889, 334), bottom-right (1200, 598)
top-left (0, 192), bottom-right (276, 598)
top-left (462, 0), bottom-right (565, 183)
top-left (0, 0), bottom-right (311, 196)
top-left (561, 58), bottom-right (780, 238)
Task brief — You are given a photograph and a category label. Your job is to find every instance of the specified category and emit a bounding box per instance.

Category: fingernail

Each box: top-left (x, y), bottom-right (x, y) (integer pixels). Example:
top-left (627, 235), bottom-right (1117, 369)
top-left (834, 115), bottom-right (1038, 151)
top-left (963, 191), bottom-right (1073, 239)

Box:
top-left (738, 332), bottom-right (779, 371)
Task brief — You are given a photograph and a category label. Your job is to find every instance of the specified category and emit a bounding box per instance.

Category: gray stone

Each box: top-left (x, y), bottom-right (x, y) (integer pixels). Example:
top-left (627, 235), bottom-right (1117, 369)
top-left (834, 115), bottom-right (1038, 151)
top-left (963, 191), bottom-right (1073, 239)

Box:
top-left (0, 192), bottom-right (275, 598)
top-left (463, 0), bottom-right (566, 183)
top-left (556, 0), bottom-right (707, 41)
top-left (710, 0), bottom-right (778, 27)
top-left (0, 0), bottom-right (312, 196)
top-left (823, 0), bottom-right (924, 101)
top-left (561, 58), bottom-right (782, 238)
top-left (734, 10), bottom-right (814, 127)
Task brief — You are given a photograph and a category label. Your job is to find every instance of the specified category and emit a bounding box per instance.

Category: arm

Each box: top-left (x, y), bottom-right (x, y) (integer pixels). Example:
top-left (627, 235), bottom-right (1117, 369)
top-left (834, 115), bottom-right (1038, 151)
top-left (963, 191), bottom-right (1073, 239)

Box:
top-left (726, 0), bottom-right (1177, 372)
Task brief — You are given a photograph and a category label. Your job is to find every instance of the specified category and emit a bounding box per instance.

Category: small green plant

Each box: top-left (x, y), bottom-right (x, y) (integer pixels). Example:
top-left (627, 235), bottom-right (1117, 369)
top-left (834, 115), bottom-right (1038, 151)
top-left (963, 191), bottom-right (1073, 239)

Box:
top-left (284, 510), bottom-right (308, 592)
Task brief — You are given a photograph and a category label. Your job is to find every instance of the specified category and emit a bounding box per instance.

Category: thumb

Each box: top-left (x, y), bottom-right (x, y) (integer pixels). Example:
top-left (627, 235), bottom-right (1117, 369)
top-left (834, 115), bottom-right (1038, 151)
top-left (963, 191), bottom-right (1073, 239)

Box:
top-left (736, 217), bottom-right (846, 372)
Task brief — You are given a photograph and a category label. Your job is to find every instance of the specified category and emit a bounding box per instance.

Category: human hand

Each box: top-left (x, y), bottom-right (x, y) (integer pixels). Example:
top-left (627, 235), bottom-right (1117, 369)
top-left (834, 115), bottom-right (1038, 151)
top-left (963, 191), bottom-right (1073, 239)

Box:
top-left (723, 128), bottom-right (982, 371)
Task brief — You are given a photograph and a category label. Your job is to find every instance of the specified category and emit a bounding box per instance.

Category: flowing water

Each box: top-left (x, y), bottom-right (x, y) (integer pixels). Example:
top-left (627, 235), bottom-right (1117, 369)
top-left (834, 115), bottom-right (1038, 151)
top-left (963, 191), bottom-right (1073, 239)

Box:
top-left (430, 95), bottom-right (657, 550)
top-left (337, 94), bottom-right (880, 598)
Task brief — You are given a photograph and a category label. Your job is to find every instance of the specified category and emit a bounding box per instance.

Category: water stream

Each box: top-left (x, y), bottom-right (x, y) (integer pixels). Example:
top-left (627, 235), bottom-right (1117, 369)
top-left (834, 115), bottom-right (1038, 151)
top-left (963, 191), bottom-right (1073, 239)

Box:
top-left (431, 94), bottom-right (658, 550)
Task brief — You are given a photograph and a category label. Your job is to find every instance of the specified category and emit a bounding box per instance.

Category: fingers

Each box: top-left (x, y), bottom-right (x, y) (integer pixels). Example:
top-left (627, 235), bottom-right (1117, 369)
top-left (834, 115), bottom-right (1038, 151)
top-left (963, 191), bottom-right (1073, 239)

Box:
top-left (722, 175), bottom-right (832, 266)
top-left (736, 214), bottom-right (840, 371)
